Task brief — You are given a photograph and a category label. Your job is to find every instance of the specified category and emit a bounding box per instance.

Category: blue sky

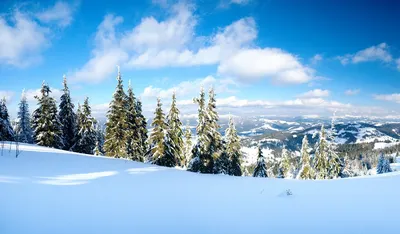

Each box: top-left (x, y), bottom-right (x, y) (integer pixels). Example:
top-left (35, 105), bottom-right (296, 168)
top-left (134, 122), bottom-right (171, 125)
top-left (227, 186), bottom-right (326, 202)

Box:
top-left (1, 0), bottom-right (400, 119)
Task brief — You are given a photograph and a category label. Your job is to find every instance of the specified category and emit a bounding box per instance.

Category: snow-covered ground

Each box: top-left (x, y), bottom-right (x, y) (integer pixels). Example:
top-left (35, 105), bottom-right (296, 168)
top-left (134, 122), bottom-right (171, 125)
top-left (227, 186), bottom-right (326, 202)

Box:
top-left (1, 143), bottom-right (399, 234)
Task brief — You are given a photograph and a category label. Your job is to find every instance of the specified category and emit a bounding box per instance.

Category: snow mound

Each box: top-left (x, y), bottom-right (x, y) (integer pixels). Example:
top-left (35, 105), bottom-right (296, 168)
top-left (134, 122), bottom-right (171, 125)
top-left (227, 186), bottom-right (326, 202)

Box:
top-left (1, 143), bottom-right (399, 234)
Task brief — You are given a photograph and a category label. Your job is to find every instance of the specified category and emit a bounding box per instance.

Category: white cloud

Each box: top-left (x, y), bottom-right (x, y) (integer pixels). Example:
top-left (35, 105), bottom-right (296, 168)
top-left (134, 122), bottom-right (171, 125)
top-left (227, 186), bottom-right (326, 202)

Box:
top-left (0, 11), bottom-right (49, 67)
top-left (25, 86), bottom-right (63, 104)
top-left (231, 0), bottom-right (251, 4)
top-left (345, 89), bottom-right (360, 96)
top-left (0, 91), bottom-right (15, 102)
top-left (35, 1), bottom-right (75, 27)
top-left (72, 4), bottom-right (315, 85)
top-left (299, 89), bottom-right (330, 98)
top-left (70, 15), bottom-right (128, 83)
top-left (310, 54), bottom-right (323, 64)
top-left (141, 75), bottom-right (237, 99)
top-left (337, 43), bottom-right (392, 65)
top-left (0, 2), bottom-right (75, 67)
top-left (374, 93), bottom-right (400, 103)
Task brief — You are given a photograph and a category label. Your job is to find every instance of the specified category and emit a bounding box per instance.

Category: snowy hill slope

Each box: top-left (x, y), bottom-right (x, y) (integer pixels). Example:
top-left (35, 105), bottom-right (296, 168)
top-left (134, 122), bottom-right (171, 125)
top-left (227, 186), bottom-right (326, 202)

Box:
top-left (1, 143), bottom-right (399, 234)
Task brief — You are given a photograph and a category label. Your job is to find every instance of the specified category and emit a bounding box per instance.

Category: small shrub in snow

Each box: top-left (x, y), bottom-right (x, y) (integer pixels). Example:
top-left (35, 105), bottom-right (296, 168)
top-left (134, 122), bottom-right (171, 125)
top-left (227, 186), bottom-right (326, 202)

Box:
top-left (376, 154), bottom-right (392, 174)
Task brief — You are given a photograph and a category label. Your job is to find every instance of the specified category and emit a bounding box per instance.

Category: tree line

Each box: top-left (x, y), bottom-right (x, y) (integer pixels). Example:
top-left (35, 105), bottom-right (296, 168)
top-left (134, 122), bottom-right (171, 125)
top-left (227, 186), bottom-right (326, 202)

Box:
top-left (0, 69), bottom-right (394, 178)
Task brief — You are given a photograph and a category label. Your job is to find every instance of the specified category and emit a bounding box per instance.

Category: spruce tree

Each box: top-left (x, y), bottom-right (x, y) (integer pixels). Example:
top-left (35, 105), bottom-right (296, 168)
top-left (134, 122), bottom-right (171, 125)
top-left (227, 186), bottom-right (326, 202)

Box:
top-left (377, 154), bottom-right (392, 174)
top-left (297, 135), bottom-right (315, 179)
top-left (71, 98), bottom-right (97, 154)
top-left (104, 68), bottom-right (128, 158)
top-left (32, 82), bottom-right (63, 148)
top-left (136, 98), bottom-right (148, 158)
top-left (95, 122), bottom-right (105, 155)
top-left (314, 125), bottom-right (329, 179)
top-left (126, 81), bottom-right (143, 161)
top-left (16, 90), bottom-right (33, 143)
top-left (147, 98), bottom-right (177, 167)
top-left (188, 88), bottom-right (207, 172)
top-left (327, 116), bottom-right (342, 178)
top-left (225, 116), bottom-right (242, 176)
top-left (182, 122), bottom-right (192, 167)
top-left (253, 146), bottom-right (268, 178)
top-left (93, 140), bottom-right (102, 156)
top-left (280, 148), bottom-right (294, 178)
top-left (213, 148), bottom-right (230, 174)
top-left (0, 97), bottom-right (15, 141)
top-left (58, 75), bottom-right (77, 150)
top-left (167, 92), bottom-right (184, 166)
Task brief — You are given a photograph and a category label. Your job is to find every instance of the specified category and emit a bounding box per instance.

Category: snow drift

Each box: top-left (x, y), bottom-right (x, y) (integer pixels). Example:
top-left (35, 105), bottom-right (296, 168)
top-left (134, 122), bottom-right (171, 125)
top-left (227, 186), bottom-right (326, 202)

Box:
top-left (1, 143), bottom-right (399, 234)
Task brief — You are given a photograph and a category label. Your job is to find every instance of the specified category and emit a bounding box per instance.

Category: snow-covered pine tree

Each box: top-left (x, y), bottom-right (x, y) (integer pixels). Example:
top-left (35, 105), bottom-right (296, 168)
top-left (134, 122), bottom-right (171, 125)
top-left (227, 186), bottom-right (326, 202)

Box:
top-left (188, 87), bottom-right (207, 172)
top-left (126, 81), bottom-right (142, 161)
top-left (31, 82), bottom-right (63, 148)
top-left (58, 75), bottom-right (77, 150)
top-left (71, 97), bottom-right (97, 154)
top-left (167, 92), bottom-right (184, 166)
top-left (280, 148), bottom-right (295, 178)
top-left (327, 113), bottom-right (342, 178)
top-left (314, 125), bottom-right (329, 179)
top-left (225, 116), bottom-right (242, 176)
top-left (297, 135), bottom-right (315, 179)
top-left (376, 154), bottom-right (392, 174)
top-left (147, 98), bottom-right (177, 167)
top-left (253, 146), bottom-right (268, 178)
top-left (104, 67), bottom-right (128, 158)
top-left (136, 98), bottom-right (148, 159)
top-left (0, 97), bottom-right (15, 141)
top-left (93, 140), bottom-right (102, 156)
top-left (182, 122), bottom-right (192, 167)
top-left (95, 122), bottom-right (105, 155)
top-left (15, 90), bottom-right (33, 143)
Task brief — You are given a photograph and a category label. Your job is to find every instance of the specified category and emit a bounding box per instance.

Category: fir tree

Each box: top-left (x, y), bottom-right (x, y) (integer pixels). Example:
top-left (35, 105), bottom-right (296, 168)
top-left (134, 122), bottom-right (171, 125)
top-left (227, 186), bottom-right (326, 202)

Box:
top-left (16, 91), bottom-right (33, 143)
top-left (188, 88), bottom-right (207, 172)
top-left (93, 140), bottom-right (102, 156)
top-left (32, 82), bottom-right (63, 148)
top-left (297, 136), bottom-right (315, 179)
top-left (126, 81), bottom-right (142, 161)
top-left (0, 97), bottom-right (15, 141)
top-left (327, 115), bottom-right (342, 178)
top-left (314, 125), bottom-right (329, 179)
top-left (253, 146), bottom-right (268, 178)
top-left (58, 75), bottom-right (77, 150)
top-left (280, 148), bottom-right (294, 178)
top-left (376, 154), bottom-right (392, 174)
top-left (147, 98), bottom-right (177, 167)
top-left (182, 122), bottom-right (192, 167)
top-left (136, 98), bottom-right (148, 158)
top-left (104, 67), bottom-right (128, 158)
top-left (167, 92), bottom-right (184, 166)
top-left (95, 122), bottom-right (105, 155)
top-left (225, 116), bottom-right (242, 176)
top-left (71, 98), bottom-right (97, 154)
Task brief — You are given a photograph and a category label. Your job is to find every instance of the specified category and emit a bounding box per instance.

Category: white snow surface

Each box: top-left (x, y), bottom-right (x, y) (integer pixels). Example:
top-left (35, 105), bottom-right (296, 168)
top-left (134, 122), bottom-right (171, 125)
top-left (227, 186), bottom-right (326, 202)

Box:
top-left (1, 143), bottom-right (400, 234)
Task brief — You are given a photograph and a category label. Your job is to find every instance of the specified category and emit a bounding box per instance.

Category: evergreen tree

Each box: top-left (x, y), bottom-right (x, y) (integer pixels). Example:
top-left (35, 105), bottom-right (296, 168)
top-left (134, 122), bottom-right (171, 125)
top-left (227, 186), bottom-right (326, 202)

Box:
top-left (280, 148), bottom-right (295, 178)
top-left (297, 136), bottom-right (315, 179)
top-left (182, 122), bottom-right (192, 167)
top-left (58, 75), bottom-right (77, 150)
top-left (95, 122), bottom-right (105, 155)
top-left (126, 81), bottom-right (142, 161)
top-left (188, 88), bottom-right (207, 172)
top-left (15, 91), bottom-right (33, 143)
top-left (93, 140), bottom-right (102, 156)
top-left (136, 98), bottom-right (148, 158)
top-left (147, 98), bottom-right (177, 167)
top-left (71, 98), bottom-right (97, 154)
top-left (314, 125), bottom-right (329, 179)
top-left (253, 146), bottom-right (268, 178)
top-left (225, 116), bottom-right (242, 176)
top-left (327, 115), bottom-right (342, 178)
top-left (0, 97), bottom-right (15, 141)
top-left (167, 92), bottom-right (184, 166)
top-left (376, 154), bottom-right (392, 174)
top-left (104, 67), bottom-right (128, 158)
top-left (32, 82), bottom-right (63, 148)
